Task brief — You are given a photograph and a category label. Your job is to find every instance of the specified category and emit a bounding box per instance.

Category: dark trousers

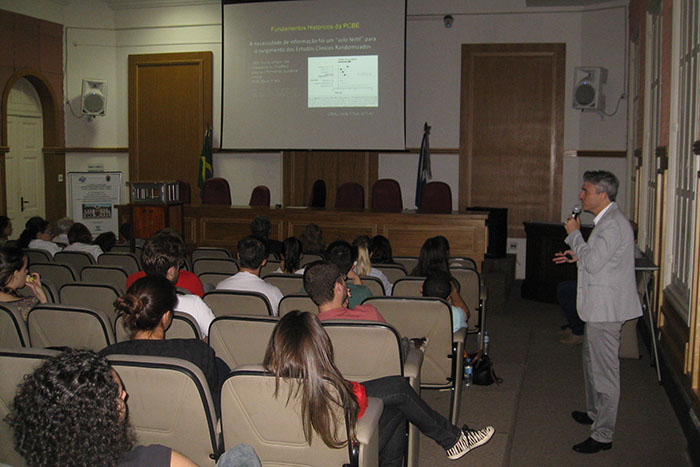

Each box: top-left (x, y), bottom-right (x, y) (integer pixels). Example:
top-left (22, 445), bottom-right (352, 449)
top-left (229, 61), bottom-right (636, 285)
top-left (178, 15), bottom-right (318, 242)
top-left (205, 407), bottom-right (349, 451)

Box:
top-left (557, 280), bottom-right (584, 335)
top-left (363, 376), bottom-right (461, 467)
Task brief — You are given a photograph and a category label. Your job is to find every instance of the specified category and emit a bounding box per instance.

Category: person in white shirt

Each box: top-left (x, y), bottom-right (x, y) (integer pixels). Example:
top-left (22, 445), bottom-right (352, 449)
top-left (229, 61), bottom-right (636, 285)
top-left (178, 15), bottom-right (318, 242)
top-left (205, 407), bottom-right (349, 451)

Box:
top-left (139, 229), bottom-right (215, 339)
top-left (216, 236), bottom-right (284, 315)
top-left (63, 223), bottom-right (103, 261)
top-left (19, 216), bottom-right (62, 257)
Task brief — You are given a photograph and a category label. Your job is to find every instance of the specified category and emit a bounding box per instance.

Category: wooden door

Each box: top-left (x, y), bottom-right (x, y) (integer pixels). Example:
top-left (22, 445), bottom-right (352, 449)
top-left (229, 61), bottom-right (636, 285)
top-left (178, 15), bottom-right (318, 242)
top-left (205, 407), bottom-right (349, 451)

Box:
top-left (459, 44), bottom-right (565, 238)
top-left (128, 52), bottom-right (212, 205)
top-left (5, 78), bottom-right (44, 233)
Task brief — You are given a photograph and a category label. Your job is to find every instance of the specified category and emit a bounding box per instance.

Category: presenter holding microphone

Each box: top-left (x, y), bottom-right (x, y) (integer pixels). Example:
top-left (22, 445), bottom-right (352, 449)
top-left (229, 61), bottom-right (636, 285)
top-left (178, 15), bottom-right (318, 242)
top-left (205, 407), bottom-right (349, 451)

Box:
top-left (553, 171), bottom-right (641, 454)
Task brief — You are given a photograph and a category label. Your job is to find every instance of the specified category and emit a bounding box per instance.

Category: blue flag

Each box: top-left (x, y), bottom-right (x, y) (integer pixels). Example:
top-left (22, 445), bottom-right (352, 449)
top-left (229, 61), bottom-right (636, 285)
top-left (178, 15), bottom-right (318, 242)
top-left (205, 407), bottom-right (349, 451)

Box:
top-left (415, 122), bottom-right (432, 208)
top-left (198, 127), bottom-right (213, 198)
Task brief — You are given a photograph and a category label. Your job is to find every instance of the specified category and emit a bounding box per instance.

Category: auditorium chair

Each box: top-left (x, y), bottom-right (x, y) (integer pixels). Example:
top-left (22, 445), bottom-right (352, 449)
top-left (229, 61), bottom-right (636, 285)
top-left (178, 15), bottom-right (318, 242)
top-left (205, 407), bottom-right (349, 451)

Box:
top-left (277, 294), bottom-right (317, 316)
top-left (360, 275), bottom-right (385, 296)
top-left (23, 248), bottom-right (53, 264)
top-left (59, 282), bottom-right (121, 324)
top-left (308, 179), bottom-right (327, 207)
top-left (202, 177), bottom-right (232, 205)
top-left (418, 181), bottom-right (452, 213)
top-left (249, 185), bottom-right (270, 206)
top-left (299, 253), bottom-right (324, 267)
top-left (0, 304), bottom-right (30, 347)
top-left (54, 250), bottom-right (95, 275)
top-left (27, 304), bottom-right (115, 351)
top-left (81, 265), bottom-right (128, 294)
top-left (391, 277), bottom-right (424, 297)
top-left (208, 316), bottom-right (278, 369)
top-left (262, 273), bottom-right (304, 296)
top-left (28, 262), bottom-right (76, 289)
top-left (192, 247), bottom-right (233, 261)
top-left (115, 311), bottom-right (201, 342)
top-left (371, 178), bottom-right (403, 212)
top-left (335, 182), bottom-right (365, 209)
top-left (392, 256), bottom-right (419, 274)
top-left (98, 252), bottom-right (141, 275)
top-left (193, 258), bottom-right (239, 276)
top-left (203, 290), bottom-right (272, 317)
top-left (450, 267), bottom-right (487, 335)
top-left (198, 272), bottom-right (230, 288)
top-left (372, 264), bottom-right (407, 283)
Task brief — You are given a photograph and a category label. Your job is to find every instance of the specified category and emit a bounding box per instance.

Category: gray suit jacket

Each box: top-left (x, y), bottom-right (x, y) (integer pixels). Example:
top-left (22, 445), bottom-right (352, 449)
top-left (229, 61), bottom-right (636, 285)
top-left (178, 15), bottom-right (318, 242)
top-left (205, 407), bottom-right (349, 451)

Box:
top-left (565, 202), bottom-right (642, 323)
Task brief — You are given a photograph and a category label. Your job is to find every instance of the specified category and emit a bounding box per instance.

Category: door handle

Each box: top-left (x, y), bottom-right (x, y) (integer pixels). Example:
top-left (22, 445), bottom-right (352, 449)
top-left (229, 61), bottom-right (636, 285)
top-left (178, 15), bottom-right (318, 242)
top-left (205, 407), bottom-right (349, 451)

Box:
top-left (21, 196), bottom-right (29, 212)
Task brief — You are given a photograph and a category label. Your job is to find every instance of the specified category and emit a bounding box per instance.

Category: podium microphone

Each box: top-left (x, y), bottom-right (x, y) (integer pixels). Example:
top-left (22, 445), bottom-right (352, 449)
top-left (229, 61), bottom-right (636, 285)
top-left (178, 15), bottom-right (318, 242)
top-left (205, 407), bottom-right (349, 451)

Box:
top-left (571, 205), bottom-right (582, 219)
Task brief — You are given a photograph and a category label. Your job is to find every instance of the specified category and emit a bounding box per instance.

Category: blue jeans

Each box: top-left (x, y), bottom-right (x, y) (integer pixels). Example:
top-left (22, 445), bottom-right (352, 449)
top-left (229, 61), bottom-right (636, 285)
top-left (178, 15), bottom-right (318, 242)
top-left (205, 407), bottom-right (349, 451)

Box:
top-left (362, 376), bottom-right (461, 467)
top-left (557, 280), bottom-right (584, 335)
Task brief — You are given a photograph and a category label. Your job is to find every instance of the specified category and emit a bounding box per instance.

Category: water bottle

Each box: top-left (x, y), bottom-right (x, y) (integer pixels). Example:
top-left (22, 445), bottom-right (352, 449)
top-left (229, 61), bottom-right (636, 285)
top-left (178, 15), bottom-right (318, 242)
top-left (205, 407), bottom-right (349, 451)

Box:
top-left (464, 358), bottom-right (473, 387)
top-left (483, 331), bottom-right (490, 355)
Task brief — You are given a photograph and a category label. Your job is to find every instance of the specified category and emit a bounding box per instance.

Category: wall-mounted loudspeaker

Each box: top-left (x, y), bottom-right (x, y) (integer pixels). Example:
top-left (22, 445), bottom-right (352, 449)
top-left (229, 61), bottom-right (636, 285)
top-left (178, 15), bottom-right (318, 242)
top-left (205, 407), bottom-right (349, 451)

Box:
top-left (572, 67), bottom-right (607, 111)
top-left (81, 79), bottom-right (107, 116)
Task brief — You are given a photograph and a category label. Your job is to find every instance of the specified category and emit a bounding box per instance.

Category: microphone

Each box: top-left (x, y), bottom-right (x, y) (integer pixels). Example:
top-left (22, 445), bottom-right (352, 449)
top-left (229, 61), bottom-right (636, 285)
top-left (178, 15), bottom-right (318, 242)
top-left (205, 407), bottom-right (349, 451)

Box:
top-left (571, 205), bottom-right (582, 219)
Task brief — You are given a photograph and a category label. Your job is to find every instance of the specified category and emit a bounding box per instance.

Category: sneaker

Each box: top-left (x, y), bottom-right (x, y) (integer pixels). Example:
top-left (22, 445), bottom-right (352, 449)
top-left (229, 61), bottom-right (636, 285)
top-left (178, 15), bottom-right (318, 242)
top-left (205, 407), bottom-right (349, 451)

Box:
top-left (446, 425), bottom-right (495, 460)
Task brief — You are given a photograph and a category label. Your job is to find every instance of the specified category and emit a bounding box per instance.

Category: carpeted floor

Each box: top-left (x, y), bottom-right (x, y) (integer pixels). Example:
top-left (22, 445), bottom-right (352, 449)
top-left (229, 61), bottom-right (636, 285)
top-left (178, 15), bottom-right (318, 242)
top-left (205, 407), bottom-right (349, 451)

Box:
top-left (416, 279), bottom-right (691, 466)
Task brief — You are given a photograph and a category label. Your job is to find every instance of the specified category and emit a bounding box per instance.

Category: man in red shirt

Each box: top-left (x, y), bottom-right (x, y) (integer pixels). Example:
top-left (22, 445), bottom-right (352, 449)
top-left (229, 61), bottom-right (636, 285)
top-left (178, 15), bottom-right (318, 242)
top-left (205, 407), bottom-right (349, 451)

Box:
top-left (304, 260), bottom-right (385, 322)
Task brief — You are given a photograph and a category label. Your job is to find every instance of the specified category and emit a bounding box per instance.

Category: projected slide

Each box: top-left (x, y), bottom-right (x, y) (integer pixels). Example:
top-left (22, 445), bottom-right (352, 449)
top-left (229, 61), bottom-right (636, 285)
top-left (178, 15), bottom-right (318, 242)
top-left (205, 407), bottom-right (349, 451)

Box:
top-left (222, 0), bottom-right (406, 150)
top-left (308, 56), bottom-right (378, 108)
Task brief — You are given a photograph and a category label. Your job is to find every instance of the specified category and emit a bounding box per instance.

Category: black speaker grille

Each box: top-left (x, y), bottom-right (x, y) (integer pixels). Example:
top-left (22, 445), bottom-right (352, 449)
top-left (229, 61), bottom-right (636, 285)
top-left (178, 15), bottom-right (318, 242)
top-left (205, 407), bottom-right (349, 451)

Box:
top-left (575, 83), bottom-right (596, 106)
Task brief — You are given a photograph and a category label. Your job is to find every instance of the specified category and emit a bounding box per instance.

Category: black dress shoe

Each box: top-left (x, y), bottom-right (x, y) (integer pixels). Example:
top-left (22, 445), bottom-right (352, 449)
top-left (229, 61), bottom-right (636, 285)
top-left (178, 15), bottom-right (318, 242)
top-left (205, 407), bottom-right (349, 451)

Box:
top-left (571, 410), bottom-right (594, 425)
top-left (573, 437), bottom-right (612, 453)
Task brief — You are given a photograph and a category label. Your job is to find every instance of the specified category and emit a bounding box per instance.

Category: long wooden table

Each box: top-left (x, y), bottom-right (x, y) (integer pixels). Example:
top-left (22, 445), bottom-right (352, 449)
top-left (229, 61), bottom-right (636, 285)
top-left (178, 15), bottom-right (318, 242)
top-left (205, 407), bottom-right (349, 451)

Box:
top-left (181, 206), bottom-right (488, 270)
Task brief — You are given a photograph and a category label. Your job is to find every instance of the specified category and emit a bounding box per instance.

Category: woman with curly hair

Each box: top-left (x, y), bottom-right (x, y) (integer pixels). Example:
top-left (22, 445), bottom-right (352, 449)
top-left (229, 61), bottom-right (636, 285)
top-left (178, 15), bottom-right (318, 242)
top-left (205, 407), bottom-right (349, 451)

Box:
top-left (0, 246), bottom-right (47, 320)
top-left (264, 311), bottom-right (494, 466)
top-left (6, 348), bottom-right (197, 466)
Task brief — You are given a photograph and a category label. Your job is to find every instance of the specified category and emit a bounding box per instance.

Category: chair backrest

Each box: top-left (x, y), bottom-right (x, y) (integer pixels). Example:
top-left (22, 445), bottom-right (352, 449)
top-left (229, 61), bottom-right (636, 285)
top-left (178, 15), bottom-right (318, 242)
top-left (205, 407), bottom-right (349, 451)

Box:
top-left (80, 265), bottom-right (128, 294)
top-left (0, 303), bottom-right (30, 347)
top-left (202, 177), bottom-right (232, 205)
top-left (27, 304), bottom-right (115, 350)
top-left (107, 355), bottom-right (219, 466)
top-left (299, 253), bottom-right (324, 267)
top-left (419, 181), bottom-right (452, 213)
top-left (391, 277), bottom-right (424, 297)
top-left (392, 256), bottom-right (418, 273)
top-left (24, 248), bottom-right (53, 264)
top-left (360, 276), bottom-right (385, 296)
top-left (249, 185), bottom-right (271, 206)
top-left (308, 179), bottom-right (326, 208)
top-left (373, 264), bottom-right (407, 283)
top-left (177, 179), bottom-right (192, 204)
top-left (98, 252), bottom-right (140, 275)
top-left (278, 294), bottom-right (318, 316)
top-left (18, 280), bottom-right (58, 304)
top-left (59, 283), bottom-right (120, 324)
top-left (263, 273), bottom-right (304, 297)
top-left (363, 297), bottom-right (454, 388)
top-left (260, 259), bottom-right (281, 277)
top-left (203, 290), bottom-right (272, 317)
top-left (111, 244), bottom-right (142, 256)
top-left (0, 348), bottom-right (58, 466)
top-left (192, 247), bottom-right (232, 261)
top-left (450, 256), bottom-right (477, 270)
top-left (220, 366), bottom-right (358, 466)
top-left (28, 262), bottom-right (76, 289)
top-left (198, 272), bottom-right (231, 288)
top-left (115, 311), bottom-right (202, 342)
top-left (371, 178), bottom-right (403, 212)
top-left (322, 320), bottom-right (403, 382)
top-left (193, 258), bottom-right (239, 276)
top-left (54, 251), bottom-right (95, 274)
top-left (335, 181), bottom-right (365, 209)
top-left (449, 267), bottom-right (481, 331)
top-left (208, 316), bottom-right (278, 369)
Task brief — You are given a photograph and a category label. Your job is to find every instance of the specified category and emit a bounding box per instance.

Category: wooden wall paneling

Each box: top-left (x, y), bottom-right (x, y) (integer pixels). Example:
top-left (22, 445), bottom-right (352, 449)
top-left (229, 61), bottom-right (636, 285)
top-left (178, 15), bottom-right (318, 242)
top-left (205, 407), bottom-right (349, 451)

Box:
top-left (128, 52), bottom-right (212, 206)
top-left (459, 43), bottom-right (565, 238)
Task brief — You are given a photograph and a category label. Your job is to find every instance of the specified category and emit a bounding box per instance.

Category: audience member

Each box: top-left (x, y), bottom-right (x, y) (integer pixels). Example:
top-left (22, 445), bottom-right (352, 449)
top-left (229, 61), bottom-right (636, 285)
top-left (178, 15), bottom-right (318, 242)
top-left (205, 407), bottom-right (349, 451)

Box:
top-left (370, 235), bottom-right (397, 265)
top-left (102, 275), bottom-right (227, 409)
top-left (126, 230), bottom-right (213, 337)
top-left (216, 235), bottom-right (284, 315)
top-left (411, 236), bottom-right (450, 277)
top-left (278, 236), bottom-right (304, 274)
top-left (18, 216), bottom-right (62, 257)
top-left (322, 240), bottom-right (372, 308)
top-left (63, 222), bottom-right (103, 261)
top-left (126, 229), bottom-right (205, 297)
top-left (264, 311), bottom-right (495, 466)
top-left (299, 223), bottom-right (325, 255)
top-left (250, 215), bottom-right (283, 259)
top-left (0, 216), bottom-right (12, 247)
top-left (119, 222), bottom-right (145, 247)
top-left (304, 260), bottom-right (384, 322)
top-left (94, 231), bottom-right (118, 253)
top-left (52, 217), bottom-right (74, 245)
top-left (0, 246), bottom-right (48, 320)
top-left (353, 235), bottom-right (392, 294)
top-left (422, 270), bottom-right (468, 333)
top-left (7, 349), bottom-right (202, 466)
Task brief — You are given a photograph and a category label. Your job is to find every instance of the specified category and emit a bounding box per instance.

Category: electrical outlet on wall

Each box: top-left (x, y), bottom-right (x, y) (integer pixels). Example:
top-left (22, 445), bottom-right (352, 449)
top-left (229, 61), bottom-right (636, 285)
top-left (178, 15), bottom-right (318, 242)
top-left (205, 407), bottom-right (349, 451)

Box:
top-left (508, 241), bottom-right (519, 253)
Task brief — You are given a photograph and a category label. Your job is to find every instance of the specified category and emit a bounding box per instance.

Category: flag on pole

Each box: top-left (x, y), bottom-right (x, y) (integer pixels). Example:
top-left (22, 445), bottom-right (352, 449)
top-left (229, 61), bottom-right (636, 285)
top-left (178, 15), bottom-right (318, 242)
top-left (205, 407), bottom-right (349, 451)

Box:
top-left (198, 126), bottom-right (213, 198)
top-left (415, 122), bottom-right (432, 208)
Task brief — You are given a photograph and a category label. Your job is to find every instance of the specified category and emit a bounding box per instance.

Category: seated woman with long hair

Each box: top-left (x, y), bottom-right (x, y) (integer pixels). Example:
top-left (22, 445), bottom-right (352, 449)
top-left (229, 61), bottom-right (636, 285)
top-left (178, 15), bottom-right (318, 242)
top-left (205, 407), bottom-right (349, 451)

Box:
top-left (0, 246), bottom-right (48, 320)
top-left (277, 236), bottom-right (304, 274)
top-left (63, 222), bottom-right (103, 261)
top-left (369, 235), bottom-right (397, 265)
top-left (263, 311), bottom-right (494, 466)
top-left (411, 235), bottom-right (450, 277)
top-left (102, 275), bottom-right (227, 407)
top-left (0, 216), bottom-right (12, 247)
top-left (17, 216), bottom-right (62, 257)
top-left (353, 235), bottom-right (392, 295)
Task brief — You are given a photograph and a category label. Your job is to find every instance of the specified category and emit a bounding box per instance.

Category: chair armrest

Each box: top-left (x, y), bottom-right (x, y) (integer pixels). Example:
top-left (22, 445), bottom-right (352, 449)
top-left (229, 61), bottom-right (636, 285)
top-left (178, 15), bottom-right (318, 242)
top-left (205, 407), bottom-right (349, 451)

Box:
top-left (403, 348), bottom-right (423, 392)
top-left (480, 283), bottom-right (488, 302)
top-left (356, 397), bottom-right (383, 445)
top-left (452, 327), bottom-right (467, 345)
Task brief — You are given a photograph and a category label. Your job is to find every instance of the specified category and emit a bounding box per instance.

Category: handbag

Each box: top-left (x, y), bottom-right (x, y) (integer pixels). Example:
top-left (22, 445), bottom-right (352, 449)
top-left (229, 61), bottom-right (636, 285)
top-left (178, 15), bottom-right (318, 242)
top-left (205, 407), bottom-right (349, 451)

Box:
top-left (465, 350), bottom-right (503, 386)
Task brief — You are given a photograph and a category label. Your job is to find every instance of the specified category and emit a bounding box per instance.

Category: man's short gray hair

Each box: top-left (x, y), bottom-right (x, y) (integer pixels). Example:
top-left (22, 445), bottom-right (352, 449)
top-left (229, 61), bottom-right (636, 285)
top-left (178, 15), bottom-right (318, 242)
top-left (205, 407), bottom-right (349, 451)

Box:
top-left (583, 170), bottom-right (619, 201)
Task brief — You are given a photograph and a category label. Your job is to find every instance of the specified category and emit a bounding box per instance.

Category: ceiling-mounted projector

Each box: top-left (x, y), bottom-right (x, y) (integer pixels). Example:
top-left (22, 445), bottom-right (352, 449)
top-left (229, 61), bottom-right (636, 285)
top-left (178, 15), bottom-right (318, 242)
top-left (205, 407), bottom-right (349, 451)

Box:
top-left (81, 79), bottom-right (107, 117)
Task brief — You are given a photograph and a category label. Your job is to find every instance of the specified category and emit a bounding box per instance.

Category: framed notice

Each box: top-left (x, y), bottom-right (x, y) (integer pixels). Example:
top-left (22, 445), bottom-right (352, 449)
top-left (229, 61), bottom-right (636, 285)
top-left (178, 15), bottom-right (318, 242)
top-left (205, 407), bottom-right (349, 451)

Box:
top-left (68, 172), bottom-right (122, 235)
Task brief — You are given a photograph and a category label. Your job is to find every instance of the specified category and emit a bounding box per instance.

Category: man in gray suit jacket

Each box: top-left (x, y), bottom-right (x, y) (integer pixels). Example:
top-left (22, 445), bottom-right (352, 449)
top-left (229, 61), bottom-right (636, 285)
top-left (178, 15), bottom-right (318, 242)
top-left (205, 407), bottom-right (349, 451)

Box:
top-left (553, 170), bottom-right (641, 454)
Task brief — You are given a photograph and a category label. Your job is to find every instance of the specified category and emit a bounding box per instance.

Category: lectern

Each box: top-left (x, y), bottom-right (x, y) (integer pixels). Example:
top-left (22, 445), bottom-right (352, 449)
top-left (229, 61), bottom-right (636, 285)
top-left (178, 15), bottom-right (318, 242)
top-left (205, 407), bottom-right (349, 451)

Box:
top-left (126, 181), bottom-right (183, 249)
